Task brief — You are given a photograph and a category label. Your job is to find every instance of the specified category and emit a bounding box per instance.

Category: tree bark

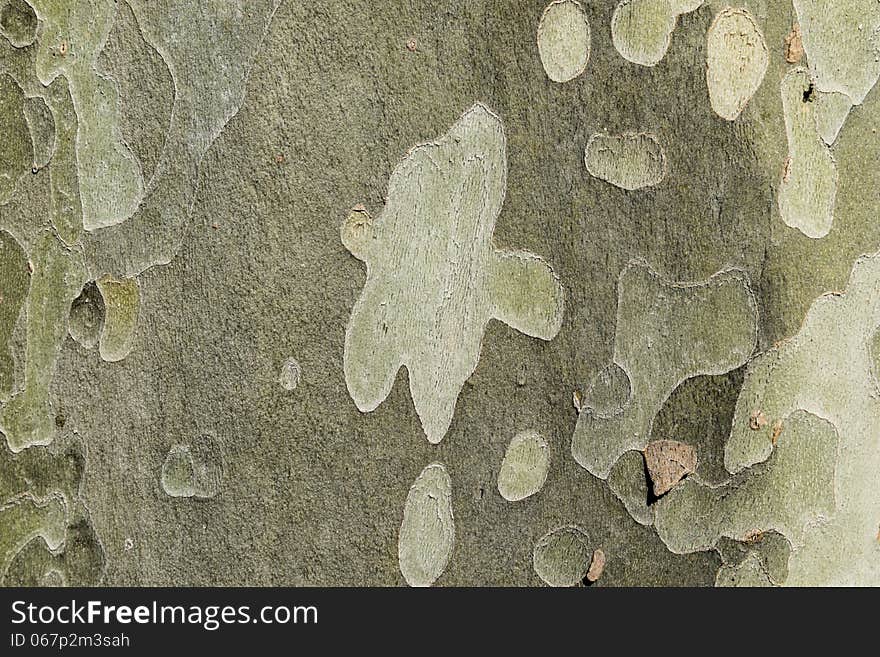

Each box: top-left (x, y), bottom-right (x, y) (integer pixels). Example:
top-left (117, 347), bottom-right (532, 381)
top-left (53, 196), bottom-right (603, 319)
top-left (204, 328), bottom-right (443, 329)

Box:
top-left (1, 0), bottom-right (879, 586)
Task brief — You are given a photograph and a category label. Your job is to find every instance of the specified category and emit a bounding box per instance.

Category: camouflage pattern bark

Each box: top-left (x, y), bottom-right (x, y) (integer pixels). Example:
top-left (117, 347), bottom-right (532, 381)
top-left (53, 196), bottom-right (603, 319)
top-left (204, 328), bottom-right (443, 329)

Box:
top-left (1, 0), bottom-right (879, 586)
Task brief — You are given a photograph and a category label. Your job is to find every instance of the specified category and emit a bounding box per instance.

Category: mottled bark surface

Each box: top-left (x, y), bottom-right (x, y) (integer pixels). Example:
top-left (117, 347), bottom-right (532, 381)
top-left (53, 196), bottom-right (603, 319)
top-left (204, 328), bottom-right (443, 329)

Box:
top-left (1, 1), bottom-right (879, 586)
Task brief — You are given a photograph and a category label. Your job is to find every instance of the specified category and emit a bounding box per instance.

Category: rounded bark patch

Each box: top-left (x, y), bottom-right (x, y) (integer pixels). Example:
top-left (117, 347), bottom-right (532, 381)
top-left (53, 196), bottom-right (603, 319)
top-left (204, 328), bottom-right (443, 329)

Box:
top-left (96, 274), bottom-right (140, 363)
top-left (611, 0), bottom-right (703, 67)
top-left (398, 463), bottom-right (454, 587)
top-left (279, 358), bottom-right (302, 391)
top-left (497, 430), bottom-right (550, 502)
top-left (583, 363), bottom-right (633, 418)
top-left (537, 1), bottom-right (591, 83)
top-left (0, 73), bottom-right (32, 203)
top-left (571, 263), bottom-right (758, 478)
top-left (584, 133), bottom-right (666, 191)
top-left (706, 8), bottom-right (769, 121)
top-left (608, 450), bottom-right (653, 525)
top-left (160, 435), bottom-right (224, 499)
top-left (68, 282), bottom-right (105, 350)
top-left (533, 525), bottom-right (593, 586)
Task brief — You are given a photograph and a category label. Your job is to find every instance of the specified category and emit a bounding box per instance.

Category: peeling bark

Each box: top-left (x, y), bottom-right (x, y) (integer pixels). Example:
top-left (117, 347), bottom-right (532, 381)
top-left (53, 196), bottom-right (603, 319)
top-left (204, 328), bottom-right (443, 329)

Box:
top-left (1, 0), bottom-right (879, 586)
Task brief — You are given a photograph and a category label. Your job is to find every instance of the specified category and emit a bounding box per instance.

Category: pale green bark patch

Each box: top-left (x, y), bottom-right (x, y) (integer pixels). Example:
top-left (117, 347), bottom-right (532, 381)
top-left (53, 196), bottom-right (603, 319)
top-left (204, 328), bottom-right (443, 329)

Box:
top-left (0, 228), bottom-right (28, 396)
top-left (715, 552), bottom-right (773, 586)
top-left (572, 262), bottom-right (757, 478)
top-left (398, 463), bottom-right (454, 587)
top-left (279, 357), bottom-right (301, 391)
top-left (22, 96), bottom-right (55, 170)
top-left (537, 0), bottom-right (591, 83)
top-left (46, 77), bottom-right (82, 246)
top-left (812, 90), bottom-right (853, 146)
top-left (607, 450), bottom-right (653, 526)
top-left (342, 103), bottom-right (564, 444)
top-left (611, 0), bottom-right (703, 66)
top-left (160, 446), bottom-right (195, 497)
top-left (96, 273), bottom-right (139, 363)
top-left (30, 0), bottom-right (145, 231)
top-left (4, 519), bottom-right (104, 586)
top-left (533, 525), bottom-right (592, 587)
top-left (706, 7), bottom-right (768, 121)
top-left (584, 132), bottom-right (666, 191)
top-left (715, 532), bottom-right (790, 587)
top-left (655, 410), bottom-right (837, 560)
top-left (98, 0), bottom-right (174, 185)
top-left (497, 430), bottom-right (550, 502)
top-left (67, 281), bottom-right (103, 350)
top-left (0, 492), bottom-right (67, 577)
top-left (581, 363), bottom-right (632, 418)
top-left (778, 67), bottom-right (838, 239)
top-left (792, 0), bottom-right (880, 105)
top-left (724, 252), bottom-right (880, 585)
top-left (1, 230), bottom-right (83, 452)
top-left (0, 72), bottom-right (31, 203)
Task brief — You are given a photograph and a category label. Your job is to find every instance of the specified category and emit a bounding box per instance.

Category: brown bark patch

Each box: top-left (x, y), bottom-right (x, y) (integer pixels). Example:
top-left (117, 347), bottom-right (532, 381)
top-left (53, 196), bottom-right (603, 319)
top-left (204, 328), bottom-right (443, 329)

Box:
top-left (749, 410), bottom-right (767, 430)
top-left (771, 420), bottom-right (784, 445)
top-left (586, 548), bottom-right (605, 582)
top-left (785, 24), bottom-right (803, 64)
top-left (644, 439), bottom-right (697, 497)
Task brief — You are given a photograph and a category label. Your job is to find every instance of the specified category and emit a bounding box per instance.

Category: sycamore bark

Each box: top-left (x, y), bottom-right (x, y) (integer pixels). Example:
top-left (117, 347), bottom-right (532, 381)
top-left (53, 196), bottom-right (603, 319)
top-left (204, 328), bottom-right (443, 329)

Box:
top-left (1, 1), bottom-right (879, 586)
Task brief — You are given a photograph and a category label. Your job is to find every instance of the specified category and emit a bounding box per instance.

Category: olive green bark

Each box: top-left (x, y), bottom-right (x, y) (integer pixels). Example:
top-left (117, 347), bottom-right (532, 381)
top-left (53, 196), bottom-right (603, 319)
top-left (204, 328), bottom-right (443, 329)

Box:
top-left (1, 0), bottom-right (879, 586)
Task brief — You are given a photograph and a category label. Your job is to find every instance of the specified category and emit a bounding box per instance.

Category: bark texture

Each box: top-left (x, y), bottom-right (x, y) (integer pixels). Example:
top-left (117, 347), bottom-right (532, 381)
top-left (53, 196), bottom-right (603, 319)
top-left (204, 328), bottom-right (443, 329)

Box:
top-left (1, 0), bottom-right (879, 586)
